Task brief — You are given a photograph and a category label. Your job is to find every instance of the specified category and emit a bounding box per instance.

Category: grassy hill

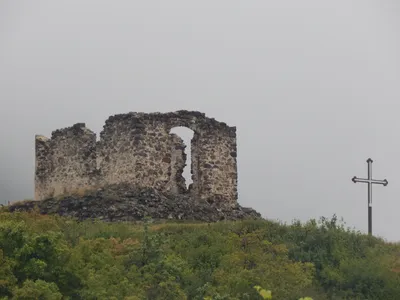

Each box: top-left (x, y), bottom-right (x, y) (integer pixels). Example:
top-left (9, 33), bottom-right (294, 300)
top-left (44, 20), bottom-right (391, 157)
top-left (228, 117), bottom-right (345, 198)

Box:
top-left (0, 208), bottom-right (400, 299)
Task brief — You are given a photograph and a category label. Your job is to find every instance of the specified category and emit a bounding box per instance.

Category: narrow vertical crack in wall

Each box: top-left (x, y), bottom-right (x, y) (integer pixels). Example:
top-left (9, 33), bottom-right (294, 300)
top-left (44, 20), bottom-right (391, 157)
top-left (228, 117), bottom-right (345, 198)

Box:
top-left (169, 126), bottom-right (194, 189)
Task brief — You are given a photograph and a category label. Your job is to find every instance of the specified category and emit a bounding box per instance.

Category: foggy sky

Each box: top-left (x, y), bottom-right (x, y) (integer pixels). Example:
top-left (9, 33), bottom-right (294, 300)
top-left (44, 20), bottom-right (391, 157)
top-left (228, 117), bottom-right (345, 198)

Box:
top-left (1, 1), bottom-right (400, 241)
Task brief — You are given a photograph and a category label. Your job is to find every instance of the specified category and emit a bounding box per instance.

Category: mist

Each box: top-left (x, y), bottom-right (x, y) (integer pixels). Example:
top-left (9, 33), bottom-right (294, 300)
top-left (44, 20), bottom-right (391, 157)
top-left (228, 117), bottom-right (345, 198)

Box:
top-left (1, 0), bottom-right (400, 240)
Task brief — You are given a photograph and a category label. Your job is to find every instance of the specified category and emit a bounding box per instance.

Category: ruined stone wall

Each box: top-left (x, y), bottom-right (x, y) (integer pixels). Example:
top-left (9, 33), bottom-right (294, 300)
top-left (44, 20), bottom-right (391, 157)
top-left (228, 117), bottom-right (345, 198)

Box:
top-left (96, 113), bottom-right (184, 194)
top-left (35, 123), bottom-right (97, 200)
top-left (195, 127), bottom-right (238, 205)
top-left (34, 111), bottom-right (238, 207)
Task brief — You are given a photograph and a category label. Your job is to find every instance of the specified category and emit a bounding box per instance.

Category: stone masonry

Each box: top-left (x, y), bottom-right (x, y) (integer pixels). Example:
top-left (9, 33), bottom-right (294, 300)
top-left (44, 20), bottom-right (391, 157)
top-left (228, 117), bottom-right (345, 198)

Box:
top-left (35, 111), bottom-right (238, 207)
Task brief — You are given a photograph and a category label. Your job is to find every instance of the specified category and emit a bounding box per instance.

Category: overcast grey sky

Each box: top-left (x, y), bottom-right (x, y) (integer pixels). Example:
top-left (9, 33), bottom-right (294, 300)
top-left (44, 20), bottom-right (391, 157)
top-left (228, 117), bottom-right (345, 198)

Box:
top-left (1, 1), bottom-right (400, 240)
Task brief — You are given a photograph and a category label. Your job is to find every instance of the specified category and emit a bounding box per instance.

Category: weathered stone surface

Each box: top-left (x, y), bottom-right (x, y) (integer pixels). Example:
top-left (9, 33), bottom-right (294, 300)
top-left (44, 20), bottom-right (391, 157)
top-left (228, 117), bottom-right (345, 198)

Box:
top-left (35, 123), bottom-right (98, 201)
top-left (11, 184), bottom-right (261, 222)
top-left (35, 110), bottom-right (238, 207)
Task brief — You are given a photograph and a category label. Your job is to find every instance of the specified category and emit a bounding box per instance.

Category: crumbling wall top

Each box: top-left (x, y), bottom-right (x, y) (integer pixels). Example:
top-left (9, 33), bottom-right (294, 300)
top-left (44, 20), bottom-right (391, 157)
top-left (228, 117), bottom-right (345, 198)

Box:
top-left (100, 110), bottom-right (236, 136)
top-left (51, 123), bottom-right (95, 140)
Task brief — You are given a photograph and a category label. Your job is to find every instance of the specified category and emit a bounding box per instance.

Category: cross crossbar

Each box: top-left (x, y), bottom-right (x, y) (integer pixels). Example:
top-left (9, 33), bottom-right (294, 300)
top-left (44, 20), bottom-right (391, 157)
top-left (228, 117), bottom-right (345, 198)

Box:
top-left (352, 158), bottom-right (388, 235)
top-left (352, 177), bottom-right (388, 186)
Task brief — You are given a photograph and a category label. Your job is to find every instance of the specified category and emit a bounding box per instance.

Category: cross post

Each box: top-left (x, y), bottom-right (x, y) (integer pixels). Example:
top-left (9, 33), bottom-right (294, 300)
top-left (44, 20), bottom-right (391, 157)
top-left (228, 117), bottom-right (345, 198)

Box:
top-left (352, 158), bottom-right (388, 235)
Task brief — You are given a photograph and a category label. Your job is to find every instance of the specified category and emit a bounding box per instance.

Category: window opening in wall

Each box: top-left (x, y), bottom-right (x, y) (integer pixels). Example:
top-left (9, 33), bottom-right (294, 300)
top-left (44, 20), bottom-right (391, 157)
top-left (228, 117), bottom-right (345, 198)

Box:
top-left (169, 126), bottom-right (194, 188)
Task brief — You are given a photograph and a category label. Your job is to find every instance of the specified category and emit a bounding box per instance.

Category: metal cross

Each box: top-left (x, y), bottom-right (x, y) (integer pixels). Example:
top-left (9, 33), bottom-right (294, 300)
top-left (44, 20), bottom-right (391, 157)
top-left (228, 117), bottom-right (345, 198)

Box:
top-left (352, 158), bottom-right (388, 235)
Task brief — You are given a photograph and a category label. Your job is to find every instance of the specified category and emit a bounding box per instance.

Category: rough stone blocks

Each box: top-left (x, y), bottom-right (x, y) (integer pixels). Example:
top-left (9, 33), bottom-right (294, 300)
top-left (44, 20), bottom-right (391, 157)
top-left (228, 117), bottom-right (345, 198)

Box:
top-left (35, 111), bottom-right (238, 206)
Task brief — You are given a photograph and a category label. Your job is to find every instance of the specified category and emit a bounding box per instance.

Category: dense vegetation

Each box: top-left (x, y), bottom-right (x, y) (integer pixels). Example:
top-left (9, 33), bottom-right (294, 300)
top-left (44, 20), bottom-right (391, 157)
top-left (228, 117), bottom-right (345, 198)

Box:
top-left (0, 208), bottom-right (400, 299)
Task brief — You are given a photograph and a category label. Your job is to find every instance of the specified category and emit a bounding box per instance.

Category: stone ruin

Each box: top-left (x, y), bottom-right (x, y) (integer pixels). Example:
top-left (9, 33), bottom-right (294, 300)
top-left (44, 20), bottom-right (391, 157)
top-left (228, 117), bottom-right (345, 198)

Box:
top-left (8, 110), bottom-right (260, 222)
top-left (34, 110), bottom-right (238, 207)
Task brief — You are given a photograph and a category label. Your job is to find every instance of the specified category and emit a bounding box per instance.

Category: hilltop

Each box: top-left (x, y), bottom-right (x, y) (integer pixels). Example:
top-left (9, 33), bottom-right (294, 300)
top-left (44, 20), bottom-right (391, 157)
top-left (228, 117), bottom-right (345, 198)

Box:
top-left (1, 209), bottom-right (400, 299)
top-left (7, 184), bottom-right (261, 222)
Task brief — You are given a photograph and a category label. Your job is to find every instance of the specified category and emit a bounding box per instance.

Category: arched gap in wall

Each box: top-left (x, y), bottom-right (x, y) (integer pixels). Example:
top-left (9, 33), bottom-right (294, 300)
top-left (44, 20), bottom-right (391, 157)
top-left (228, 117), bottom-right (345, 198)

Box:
top-left (169, 126), bottom-right (194, 188)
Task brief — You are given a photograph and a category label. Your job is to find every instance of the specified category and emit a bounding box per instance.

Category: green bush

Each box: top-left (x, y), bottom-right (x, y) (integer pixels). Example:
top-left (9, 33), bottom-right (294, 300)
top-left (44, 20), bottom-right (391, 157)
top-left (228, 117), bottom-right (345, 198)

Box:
top-left (0, 211), bottom-right (399, 299)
